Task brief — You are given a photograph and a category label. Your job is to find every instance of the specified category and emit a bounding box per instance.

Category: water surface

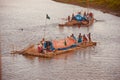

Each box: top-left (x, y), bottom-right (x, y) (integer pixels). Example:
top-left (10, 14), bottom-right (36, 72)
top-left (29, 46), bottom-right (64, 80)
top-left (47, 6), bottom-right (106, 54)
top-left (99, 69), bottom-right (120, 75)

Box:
top-left (0, 0), bottom-right (120, 80)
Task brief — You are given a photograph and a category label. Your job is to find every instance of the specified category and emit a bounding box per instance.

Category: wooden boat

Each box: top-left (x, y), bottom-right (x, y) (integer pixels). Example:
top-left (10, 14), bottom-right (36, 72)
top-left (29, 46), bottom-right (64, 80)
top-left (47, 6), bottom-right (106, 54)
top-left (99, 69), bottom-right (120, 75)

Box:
top-left (11, 42), bottom-right (96, 58)
top-left (59, 18), bottom-right (94, 27)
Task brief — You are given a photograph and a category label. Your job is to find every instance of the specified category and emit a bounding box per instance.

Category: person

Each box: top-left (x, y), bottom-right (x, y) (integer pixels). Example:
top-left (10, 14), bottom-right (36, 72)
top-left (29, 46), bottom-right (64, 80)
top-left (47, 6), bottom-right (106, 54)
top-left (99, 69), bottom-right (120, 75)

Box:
top-left (83, 11), bottom-right (87, 17)
top-left (68, 16), bottom-right (70, 22)
top-left (89, 12), bottom-right (93, 18)
top-left (71, 34), bottom-right (77, 41)
top-left (64, 39), bottom-right (67, 46)
top-left (41, 38), bottom-right (45, 45)
top-left (86, 12), bottom-right (89, 20)
top-left (78, 12), bottom-right (81, 15)
top-left (82, 34), bottom-right (88, 45)
top-left (37, 43), bottom-right (43, 53)
top-left (45, 41), bottom-right (55, 52)
top-left (46, 41), bottom-right (51, 52)
top-left (71, 13), bottom-right (75, 20)
top-left (40, 38), bottom-right (47, 53)
top-left (83, 11), bottom-right (88, 21)
top-left (87, 33), bottom-right (92, 42)
top-left (78, 33), bottom-right (82, 43)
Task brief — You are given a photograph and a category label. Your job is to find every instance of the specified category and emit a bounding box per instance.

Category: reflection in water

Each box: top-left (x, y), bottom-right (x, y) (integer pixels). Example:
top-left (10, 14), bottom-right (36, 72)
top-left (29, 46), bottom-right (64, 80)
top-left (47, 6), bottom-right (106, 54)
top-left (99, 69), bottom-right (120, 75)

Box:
top-left (22, 55), bottom-right (36, 62)
top-left (13, 47), bottom-right (95, 62)
top-left (54, 51), bottom-right (75, 60)
top-left (76, 47), bottom-right (95, 60)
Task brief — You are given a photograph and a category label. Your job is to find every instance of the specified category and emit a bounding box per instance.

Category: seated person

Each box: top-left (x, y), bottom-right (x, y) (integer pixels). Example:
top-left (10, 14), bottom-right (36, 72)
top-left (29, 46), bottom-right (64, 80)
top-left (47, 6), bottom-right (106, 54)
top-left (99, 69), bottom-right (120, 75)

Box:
top-left (44, 41), bottom-right (55, 52)
top-left (38, 43), bottom-right (43, 53)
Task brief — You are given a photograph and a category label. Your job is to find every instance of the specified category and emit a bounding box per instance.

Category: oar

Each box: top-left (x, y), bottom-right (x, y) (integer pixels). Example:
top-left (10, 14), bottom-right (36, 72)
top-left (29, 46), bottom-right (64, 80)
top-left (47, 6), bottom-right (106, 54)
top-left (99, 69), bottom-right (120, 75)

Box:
top-left (94, 19), bottom-right (105, 22)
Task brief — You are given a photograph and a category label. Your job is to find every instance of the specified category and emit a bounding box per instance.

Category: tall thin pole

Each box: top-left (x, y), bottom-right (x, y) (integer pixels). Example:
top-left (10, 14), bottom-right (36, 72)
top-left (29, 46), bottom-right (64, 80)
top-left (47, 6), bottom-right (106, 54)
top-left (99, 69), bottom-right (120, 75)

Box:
top-left (44, 19), bottom-right (47, 39)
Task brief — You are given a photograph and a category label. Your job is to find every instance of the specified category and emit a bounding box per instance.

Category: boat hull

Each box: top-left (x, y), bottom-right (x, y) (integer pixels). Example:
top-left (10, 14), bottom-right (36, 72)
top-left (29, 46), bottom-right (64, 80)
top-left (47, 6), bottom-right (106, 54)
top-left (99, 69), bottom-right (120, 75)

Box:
top-left (59, 18), bottom-right (94, 27)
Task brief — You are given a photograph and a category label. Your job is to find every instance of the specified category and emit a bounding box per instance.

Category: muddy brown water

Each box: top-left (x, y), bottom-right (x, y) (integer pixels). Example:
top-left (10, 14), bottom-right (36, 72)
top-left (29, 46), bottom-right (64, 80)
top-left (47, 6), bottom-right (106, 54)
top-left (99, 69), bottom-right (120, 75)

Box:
top-left (0, 0), bottom-right (120, 80)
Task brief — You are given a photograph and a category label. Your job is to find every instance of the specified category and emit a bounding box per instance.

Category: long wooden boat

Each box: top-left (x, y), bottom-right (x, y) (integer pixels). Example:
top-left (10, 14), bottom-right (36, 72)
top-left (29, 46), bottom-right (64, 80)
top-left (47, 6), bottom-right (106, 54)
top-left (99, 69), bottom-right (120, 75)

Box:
top-left (59, 18), bottom-right (94, 27)
top-left (11, 42), bottom-right (96, 58)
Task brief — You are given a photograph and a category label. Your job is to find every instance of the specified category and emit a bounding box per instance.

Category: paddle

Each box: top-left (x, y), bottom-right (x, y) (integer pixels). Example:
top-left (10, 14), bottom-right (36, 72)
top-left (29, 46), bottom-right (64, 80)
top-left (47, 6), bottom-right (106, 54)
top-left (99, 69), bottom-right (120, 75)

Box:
top-left (94, 19), bottom-right (105, 22)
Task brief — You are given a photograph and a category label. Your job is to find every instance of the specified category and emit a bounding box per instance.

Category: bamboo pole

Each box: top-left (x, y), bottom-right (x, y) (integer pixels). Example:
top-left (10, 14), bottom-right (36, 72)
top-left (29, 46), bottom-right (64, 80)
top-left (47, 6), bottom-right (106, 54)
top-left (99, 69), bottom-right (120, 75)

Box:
top-left (44, 18), bottom-right (47, 39)
top-left (44, 14), bottom-right (49, 40)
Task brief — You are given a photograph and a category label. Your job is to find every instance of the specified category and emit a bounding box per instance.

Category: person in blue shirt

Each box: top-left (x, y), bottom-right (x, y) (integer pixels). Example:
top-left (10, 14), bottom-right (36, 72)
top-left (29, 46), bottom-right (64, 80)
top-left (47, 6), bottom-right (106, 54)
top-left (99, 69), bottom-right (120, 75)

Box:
top-left (78, 33), bottom-right (82, 43)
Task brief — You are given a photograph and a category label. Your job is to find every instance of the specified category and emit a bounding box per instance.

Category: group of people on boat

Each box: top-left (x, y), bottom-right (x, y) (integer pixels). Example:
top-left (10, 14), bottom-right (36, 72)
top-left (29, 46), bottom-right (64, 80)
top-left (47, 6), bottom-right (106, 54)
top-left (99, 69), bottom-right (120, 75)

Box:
top-left (37, 33), bottom-right (92, 54)
top-left (69, 33), bottom-right (91, 45)
top-left (58, 11), bottom-right (94, 27)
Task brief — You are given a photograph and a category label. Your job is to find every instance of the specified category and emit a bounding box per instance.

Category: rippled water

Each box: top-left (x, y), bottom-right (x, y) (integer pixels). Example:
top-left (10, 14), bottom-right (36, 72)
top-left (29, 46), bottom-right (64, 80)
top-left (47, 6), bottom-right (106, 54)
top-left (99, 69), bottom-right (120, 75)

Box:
top-left (0, 0), bottom-right (120, 80)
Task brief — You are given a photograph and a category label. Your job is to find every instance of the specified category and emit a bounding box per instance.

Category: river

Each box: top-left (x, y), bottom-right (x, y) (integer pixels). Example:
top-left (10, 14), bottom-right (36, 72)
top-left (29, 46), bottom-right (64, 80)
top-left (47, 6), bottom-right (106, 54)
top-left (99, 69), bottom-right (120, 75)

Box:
top-left (0, 0), bottom-right (120, 80)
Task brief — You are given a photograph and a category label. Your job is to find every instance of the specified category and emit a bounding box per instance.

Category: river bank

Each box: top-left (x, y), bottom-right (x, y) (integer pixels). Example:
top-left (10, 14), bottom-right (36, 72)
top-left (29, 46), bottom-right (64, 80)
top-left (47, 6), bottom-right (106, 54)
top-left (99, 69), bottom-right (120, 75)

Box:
top-left (53, 0), bottom-right (120, 17)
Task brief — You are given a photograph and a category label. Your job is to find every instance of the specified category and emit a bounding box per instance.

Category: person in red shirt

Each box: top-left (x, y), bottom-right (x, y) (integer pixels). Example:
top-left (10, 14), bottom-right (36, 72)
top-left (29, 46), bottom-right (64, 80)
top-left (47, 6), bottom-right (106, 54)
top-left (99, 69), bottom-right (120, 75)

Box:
top-left (83, 34), bottom-right (88, 45)
top-left (38, 43), bottom-right (43, 53)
